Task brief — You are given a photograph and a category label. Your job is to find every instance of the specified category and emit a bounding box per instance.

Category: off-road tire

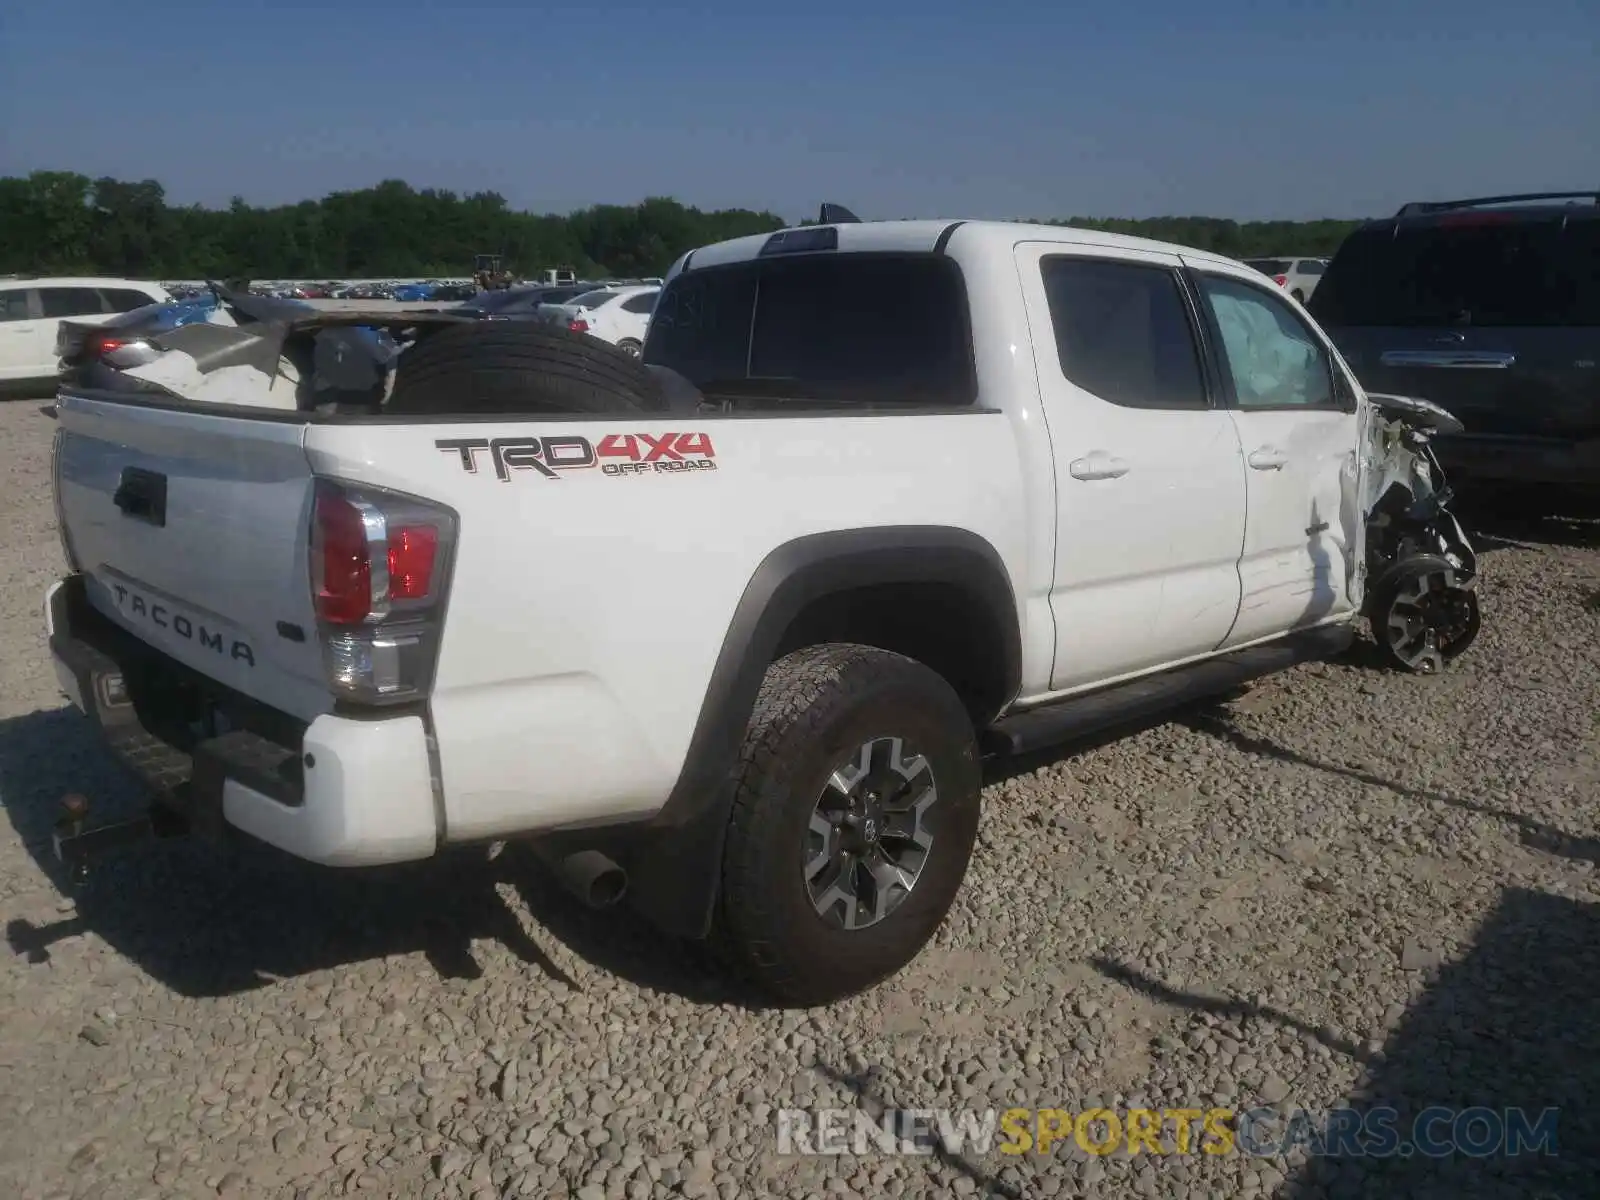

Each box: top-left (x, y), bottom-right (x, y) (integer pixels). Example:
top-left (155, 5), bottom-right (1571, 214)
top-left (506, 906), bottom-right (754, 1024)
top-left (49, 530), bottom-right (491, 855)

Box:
top-left (715, 643), bottom-right (981, 1006)
top-left (386, 322), bottom-right (666, 416)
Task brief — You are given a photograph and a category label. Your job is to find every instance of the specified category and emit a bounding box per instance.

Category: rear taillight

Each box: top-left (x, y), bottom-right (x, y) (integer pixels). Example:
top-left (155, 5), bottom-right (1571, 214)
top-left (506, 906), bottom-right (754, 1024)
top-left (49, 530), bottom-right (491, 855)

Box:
top-left (84, 334), bottom-right (159, 369)
top-left (568, 318), bottom-right (589, 333)
top-left (1273, 275), bottom-right (1287, 287)
top-left (309, 479), bottom-right (457, 704)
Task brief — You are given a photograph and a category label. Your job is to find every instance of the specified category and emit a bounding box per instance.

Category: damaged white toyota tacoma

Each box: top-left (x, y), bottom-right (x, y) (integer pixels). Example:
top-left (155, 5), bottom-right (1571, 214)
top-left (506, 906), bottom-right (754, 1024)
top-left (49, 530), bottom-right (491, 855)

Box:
top-left (43, 209), bottom-right (1480, 1004)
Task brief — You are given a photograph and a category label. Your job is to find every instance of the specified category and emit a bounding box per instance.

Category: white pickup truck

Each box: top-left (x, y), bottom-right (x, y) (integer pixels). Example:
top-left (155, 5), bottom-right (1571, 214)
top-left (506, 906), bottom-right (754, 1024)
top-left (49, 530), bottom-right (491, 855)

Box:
top-left (44, 212), bottom-right (1481, 1004)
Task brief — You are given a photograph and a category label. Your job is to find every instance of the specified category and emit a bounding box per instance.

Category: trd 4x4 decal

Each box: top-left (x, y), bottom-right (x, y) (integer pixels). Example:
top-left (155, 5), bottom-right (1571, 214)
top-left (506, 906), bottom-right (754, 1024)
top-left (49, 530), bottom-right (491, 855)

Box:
top-left (436, 432), bottom-right (718, 481)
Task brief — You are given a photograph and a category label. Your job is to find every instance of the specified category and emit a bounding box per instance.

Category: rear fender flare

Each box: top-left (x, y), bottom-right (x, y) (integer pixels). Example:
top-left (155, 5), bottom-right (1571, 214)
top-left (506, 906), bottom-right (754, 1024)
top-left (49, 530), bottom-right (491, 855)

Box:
top-left (612, 526), bottom-right (1021, 937)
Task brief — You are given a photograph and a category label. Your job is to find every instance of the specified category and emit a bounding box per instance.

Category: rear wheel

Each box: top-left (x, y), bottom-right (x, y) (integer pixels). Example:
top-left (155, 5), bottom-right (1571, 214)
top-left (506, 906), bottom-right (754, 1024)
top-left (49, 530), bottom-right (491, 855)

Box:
top-left (615, 338), bottom-right (643, 359)
top-left (716, 644), bottom-right (981, 1006)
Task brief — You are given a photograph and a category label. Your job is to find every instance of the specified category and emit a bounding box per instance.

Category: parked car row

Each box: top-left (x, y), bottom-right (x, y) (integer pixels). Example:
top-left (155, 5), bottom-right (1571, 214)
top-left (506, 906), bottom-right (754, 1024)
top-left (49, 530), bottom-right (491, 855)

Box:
top-left (18, 190), bottom-right (1598, 512)
top-left (437, 281), bottom-right (661, 356)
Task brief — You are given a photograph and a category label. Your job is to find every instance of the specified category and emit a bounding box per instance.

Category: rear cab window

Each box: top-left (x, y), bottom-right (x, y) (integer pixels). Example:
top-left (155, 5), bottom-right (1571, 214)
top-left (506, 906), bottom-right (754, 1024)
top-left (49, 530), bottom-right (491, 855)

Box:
top-left (1311, 216), bottom-right (1600, 328)
top-left (644, 253), bottom-right (976, 407)
top-left (1245, 259), bottom-right (1290, 277)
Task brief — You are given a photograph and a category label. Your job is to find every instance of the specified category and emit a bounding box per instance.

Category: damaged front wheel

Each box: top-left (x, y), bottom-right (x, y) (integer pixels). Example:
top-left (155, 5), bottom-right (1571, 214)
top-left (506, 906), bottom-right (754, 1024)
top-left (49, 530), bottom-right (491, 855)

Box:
top-left (1369, 557), bottom-right (1481, 674)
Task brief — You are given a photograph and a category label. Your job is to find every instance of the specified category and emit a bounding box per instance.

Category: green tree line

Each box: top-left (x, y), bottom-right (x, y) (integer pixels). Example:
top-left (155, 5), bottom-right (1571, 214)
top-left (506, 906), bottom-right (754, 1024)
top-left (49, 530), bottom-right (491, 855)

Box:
top-left (0, 171), bottom-right (1365, 280)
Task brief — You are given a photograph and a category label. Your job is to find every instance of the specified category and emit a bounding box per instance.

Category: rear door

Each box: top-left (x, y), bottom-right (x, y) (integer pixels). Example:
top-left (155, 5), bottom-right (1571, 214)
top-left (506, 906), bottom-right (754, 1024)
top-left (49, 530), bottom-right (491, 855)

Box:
top-left (1016, 243), bottom-right (1249, 689)
top-left (1189, 264), bottom-right (1363, 647)
top-left (54, 393), bottom-right (331, 720)
top-left (1309, 216), bottom-right (1600, 441)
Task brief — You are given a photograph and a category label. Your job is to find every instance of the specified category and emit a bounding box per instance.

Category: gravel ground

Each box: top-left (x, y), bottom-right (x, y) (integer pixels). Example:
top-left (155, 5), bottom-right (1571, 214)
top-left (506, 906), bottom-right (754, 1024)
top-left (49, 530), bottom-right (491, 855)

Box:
top-left (2, 396), bottom-right (1599, 1199)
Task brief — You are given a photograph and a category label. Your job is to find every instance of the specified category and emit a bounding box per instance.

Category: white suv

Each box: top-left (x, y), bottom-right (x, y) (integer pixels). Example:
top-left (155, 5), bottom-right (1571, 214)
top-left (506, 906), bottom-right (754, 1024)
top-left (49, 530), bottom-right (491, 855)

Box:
top-left (547, 284), bottom-right (659, 356)
top-left (0, 277), bottom-right (169, 394)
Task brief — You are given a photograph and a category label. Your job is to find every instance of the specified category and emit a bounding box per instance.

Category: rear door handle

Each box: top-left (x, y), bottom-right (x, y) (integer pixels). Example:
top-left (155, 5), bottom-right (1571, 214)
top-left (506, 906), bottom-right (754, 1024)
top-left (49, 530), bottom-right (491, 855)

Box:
top-left (1247, 447), bottom-right (1287, 471)
top-left (1068, 453), bottom-right (1129, 481)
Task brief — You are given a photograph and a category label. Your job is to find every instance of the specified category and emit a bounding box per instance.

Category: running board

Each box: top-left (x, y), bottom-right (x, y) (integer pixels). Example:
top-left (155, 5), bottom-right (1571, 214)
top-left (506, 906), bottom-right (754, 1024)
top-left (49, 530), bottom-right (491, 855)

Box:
top-left (983, 625), bottom-right (1353, 757)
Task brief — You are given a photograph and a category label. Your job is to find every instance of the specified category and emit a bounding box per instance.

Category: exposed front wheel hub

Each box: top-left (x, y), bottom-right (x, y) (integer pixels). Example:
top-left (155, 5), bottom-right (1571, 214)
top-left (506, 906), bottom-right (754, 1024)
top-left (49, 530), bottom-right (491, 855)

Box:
top-left (1379, 564), bottom-right (1481, 673)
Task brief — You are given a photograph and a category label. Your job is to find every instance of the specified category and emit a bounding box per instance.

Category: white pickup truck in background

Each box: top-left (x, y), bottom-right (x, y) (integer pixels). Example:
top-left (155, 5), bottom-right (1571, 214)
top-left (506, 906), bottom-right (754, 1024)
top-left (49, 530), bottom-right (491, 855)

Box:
top-left (44, 210), bottom-right (1481, 1005)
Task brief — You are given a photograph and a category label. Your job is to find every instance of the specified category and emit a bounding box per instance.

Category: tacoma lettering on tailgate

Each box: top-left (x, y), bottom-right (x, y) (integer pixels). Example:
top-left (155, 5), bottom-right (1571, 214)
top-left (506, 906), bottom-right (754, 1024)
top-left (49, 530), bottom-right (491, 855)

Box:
top-left (109, 584), bottom-right (256, 666)
top-left (435, 433), bottom-right (717, 482)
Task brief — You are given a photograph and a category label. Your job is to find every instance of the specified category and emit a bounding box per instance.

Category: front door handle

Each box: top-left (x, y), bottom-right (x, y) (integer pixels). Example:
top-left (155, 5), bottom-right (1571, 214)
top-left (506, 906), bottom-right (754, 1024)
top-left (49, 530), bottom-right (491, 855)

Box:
top-left (1247, 447), bottom-right (1287, 471)
top-left (1068, 453), bottom-right (1129, 481)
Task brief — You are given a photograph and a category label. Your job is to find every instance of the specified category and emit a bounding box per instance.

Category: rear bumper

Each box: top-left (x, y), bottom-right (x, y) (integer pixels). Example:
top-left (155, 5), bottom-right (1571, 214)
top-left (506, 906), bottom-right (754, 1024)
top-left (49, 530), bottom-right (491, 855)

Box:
top-left (45, 575), bottom-right (440, 866)
top-left (1434, 433), bottom-right (1600, 489)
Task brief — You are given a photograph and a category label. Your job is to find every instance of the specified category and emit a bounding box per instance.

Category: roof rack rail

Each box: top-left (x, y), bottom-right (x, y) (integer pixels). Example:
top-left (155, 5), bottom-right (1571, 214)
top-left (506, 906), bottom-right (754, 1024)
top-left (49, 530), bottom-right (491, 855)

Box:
top-left (1394, 191), bottom-right (1600, 218)
top-left (818, 203), bottom-right (861, 224)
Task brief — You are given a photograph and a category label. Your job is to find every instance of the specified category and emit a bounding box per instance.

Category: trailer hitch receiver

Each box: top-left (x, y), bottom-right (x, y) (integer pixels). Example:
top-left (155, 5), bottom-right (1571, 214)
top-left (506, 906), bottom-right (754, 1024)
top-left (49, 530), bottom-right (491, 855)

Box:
top-left (53, 793), bottom-right (189, 886)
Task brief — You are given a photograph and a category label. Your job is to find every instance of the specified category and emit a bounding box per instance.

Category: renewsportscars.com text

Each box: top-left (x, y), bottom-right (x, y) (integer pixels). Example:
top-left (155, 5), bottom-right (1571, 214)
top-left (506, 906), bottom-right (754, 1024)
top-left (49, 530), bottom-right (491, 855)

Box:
top-left (776, 1106), bottom-right (1559, 1159)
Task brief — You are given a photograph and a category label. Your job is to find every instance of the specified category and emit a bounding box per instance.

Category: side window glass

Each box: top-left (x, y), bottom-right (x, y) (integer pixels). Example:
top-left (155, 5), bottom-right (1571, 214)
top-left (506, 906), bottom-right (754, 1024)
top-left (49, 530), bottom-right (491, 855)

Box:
top-left (621, 293), bottom-right (657, 314)
top-left (1040, 257), bottom-right (1208, 410)
top-left (1199, 275), bottom-right (1334, 409)
top-left (101, 288), bottom-right (158, 313)
top-left (40, 288), bottom-right (106, 318)
top-left (0, 290), bottom-right (32, 322)
top-left (1298, 260), bottom-right (1326, 277)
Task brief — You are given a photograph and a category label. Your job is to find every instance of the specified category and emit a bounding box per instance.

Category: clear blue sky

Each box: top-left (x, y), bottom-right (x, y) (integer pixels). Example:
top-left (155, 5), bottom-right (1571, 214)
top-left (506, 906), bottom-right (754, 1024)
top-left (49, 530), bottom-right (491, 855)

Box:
top-left (3, 0), bottom-right (1595, 222)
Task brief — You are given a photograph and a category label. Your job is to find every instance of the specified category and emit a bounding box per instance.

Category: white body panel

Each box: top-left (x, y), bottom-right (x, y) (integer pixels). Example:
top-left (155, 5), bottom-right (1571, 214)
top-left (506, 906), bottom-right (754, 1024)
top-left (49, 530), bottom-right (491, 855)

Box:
top-left (53, 396), bottom-right (331, 721)
top-left (304, 411), bottom-right (1035, 842)
top-left (224, 713), bottom-right (438, 865)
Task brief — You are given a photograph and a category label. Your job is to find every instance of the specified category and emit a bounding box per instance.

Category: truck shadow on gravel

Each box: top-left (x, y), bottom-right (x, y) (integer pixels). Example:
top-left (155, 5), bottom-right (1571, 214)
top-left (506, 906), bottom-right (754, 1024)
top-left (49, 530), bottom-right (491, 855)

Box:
top-left (1091, 886), bottom-right (1599, 1197)
top-left (1287, 886), bottom-right (1599, 1198)
top-left (1180, 711), bottom-right (1600, 869)
top-left (0, 706), bottom-right (736, 1003)
top-left (1148, 712), bottom-right (1600, 1195)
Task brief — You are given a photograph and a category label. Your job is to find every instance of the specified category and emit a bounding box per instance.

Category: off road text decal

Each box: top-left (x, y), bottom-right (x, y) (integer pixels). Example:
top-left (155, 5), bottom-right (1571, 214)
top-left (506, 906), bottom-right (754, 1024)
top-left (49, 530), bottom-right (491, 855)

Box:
top-left (435, 433), bottom-right (717, 481)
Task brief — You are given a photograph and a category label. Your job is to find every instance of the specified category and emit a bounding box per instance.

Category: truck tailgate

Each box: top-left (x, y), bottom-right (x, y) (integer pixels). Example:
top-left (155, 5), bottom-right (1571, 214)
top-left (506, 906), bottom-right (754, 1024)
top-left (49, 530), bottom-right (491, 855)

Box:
top-left (54, 393), bottom-right (331, 721)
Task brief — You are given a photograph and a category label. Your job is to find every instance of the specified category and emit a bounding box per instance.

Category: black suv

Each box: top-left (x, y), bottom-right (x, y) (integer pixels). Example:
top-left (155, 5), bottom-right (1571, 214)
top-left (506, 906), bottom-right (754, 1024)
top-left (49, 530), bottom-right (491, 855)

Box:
top-left (1309, 192), bottom-right (1599, 505)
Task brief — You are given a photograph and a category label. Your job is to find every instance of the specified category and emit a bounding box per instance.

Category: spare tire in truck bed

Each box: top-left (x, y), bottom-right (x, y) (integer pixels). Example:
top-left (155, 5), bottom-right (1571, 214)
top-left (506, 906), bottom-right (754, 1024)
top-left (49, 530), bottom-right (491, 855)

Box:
top-left (385, 322), bottom-right (669, 416)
